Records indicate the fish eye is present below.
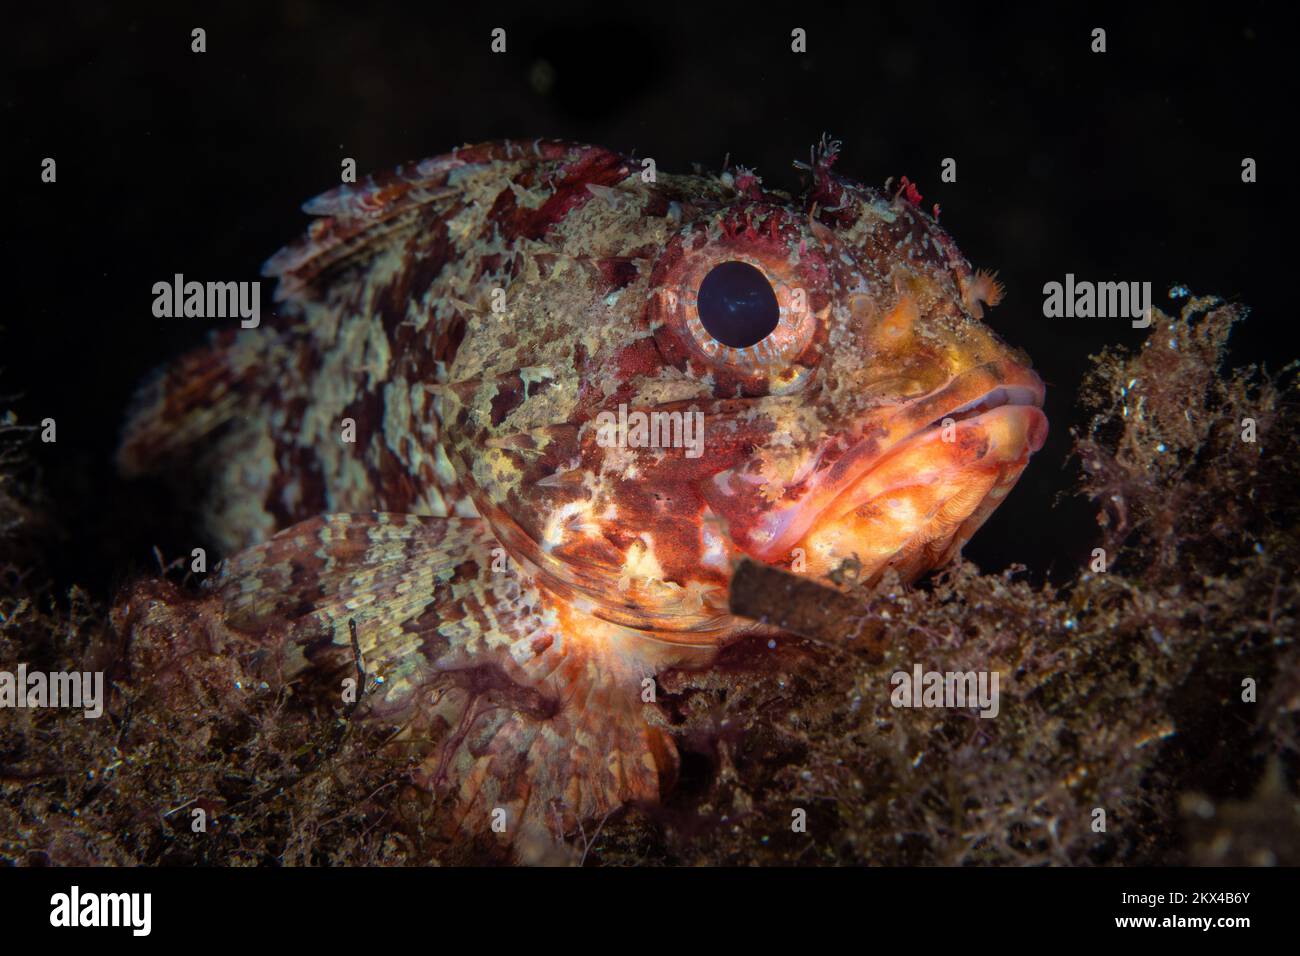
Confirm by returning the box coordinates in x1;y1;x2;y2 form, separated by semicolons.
697;261;780;348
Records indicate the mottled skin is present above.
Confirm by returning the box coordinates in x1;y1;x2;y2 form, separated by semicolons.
116;138;1046;849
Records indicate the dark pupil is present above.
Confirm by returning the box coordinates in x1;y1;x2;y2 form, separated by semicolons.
697;261;780;348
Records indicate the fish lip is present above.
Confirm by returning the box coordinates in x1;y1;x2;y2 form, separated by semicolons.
752;360;1046;559
923;381;1045;430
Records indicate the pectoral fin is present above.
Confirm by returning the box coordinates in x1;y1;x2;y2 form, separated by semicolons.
196;511;675;853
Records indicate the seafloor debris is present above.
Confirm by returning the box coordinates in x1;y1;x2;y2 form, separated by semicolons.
1;296;1296;865
1181;759;1300;866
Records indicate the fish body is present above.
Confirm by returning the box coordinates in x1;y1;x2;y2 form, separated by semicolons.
117;139;1046;848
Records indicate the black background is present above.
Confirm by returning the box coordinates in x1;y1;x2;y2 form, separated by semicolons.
5;2;1288;596
0;864;1288;939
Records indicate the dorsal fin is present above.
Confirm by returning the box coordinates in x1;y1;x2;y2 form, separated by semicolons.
262;139;629;305
117;140;631;549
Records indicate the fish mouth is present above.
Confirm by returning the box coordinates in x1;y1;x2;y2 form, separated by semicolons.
751;360;1047;577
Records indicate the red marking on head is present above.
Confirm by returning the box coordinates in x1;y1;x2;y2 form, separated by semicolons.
608;338;666;391
897;176;923;206
488;146;629;242
733;167;766;201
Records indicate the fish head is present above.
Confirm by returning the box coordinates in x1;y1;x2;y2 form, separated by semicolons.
440;143;1046;644
679;171;1049;589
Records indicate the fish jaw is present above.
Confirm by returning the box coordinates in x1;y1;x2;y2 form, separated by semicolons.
792;401;1046;582
705;360;1047;584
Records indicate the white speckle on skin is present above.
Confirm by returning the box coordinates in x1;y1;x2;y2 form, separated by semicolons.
433;443;457;486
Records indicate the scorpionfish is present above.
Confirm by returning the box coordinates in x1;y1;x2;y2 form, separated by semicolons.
116;138;1047;850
